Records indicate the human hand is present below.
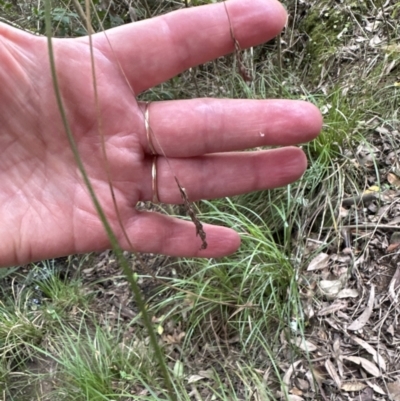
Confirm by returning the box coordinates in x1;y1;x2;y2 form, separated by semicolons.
0;0;322;267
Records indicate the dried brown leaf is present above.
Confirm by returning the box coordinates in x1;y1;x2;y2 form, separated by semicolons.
341;382;367;392
389;266;400;302
319;279;344;299
292;337;317;352
290;387;303;396
350;335;386;371
325;317;341;331
162;331;185;345
337;288;359;298
388;173;400;188
366;381;386;395
325;359;341;388
348;285;375;331
295;378;309;392
333;338;344;378
283;360;302;387
318;301;348;316
307;253;330;271
187;374;207;384
386;242;400;253
343;356;381;377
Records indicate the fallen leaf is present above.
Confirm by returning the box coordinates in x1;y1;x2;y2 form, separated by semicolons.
187;374;207;384
350;335;386;371
343;356;381;377
388;173;400;188
389;266;400;302
307;253;330;271
290;387;303;396
318;301;348;316
295;378;309;391
319;279;344;299
325;359;341;388
306;367;325;392
337;288;359;298
325;317;341;331
341;382;367;392
348;285;375;331
283;360;302;387
386;242;400;253
292;338;317;352
366;381;386;395
162;331;186;345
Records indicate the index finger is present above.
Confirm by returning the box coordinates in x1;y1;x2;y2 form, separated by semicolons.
91;0;287;93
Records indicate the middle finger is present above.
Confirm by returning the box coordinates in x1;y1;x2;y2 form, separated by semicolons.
140;99;322;157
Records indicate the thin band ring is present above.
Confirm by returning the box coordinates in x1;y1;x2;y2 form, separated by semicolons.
152;156;160;204
145;102;157;155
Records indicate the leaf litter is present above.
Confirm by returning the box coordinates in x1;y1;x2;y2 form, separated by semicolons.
276;1;400;399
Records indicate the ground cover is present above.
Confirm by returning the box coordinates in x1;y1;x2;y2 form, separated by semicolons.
0;0;399;400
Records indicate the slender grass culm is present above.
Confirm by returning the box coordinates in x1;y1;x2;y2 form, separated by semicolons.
43;1;176;400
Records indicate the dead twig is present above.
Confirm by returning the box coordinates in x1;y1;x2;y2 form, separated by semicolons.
175;177;207;250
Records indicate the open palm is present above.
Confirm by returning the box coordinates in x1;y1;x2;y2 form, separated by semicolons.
0;0;322;267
